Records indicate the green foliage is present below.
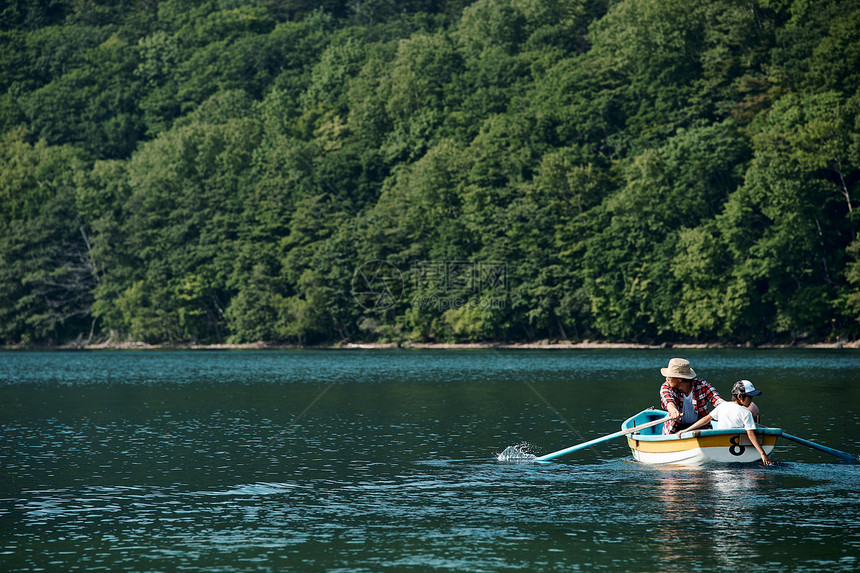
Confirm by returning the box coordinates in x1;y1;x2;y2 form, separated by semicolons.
709;90;857;340
1;0;858;345
843;240;860;326
0;130;94;343
103;93;263;342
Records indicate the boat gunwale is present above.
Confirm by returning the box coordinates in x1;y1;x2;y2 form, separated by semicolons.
633;427;783;442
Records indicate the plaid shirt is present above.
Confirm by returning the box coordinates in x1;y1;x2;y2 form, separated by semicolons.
660;378;725;434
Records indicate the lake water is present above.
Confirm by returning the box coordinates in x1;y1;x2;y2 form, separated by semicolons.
1;349;858;571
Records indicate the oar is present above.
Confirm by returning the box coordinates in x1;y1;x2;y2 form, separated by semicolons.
781;432;858;462
536;416;671;461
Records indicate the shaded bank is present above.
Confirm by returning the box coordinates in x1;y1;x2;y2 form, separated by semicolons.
13;338;857;351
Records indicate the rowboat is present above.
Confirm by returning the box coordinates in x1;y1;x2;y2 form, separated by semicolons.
499;409;855;465
622;409;781;466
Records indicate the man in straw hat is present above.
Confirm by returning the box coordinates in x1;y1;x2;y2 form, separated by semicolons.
659;358;725;434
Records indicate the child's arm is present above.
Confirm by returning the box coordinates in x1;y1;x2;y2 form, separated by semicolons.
746;428;773;465
675;413;713;434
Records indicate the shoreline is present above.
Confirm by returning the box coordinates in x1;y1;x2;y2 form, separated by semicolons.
12;338;857;351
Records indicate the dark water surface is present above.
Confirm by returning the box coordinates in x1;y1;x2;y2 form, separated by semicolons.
1;349;858;571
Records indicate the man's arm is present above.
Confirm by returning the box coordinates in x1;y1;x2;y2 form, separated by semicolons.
702;380;725;406
660;385;681;419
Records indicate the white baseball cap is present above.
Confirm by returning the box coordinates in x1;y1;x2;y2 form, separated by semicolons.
732;379;761;396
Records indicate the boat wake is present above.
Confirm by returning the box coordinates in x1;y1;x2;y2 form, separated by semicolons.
497;442;538;462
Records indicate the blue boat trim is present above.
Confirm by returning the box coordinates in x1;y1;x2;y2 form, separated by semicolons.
621;408;783;439
628;428;784;441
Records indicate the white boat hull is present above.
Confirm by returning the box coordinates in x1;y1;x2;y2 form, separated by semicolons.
623;409;781;467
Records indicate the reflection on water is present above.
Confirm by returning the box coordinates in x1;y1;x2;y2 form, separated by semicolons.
648;462;860;572
1;350;858;571
654;467;769;570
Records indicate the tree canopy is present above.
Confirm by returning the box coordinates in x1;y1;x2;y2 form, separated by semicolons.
1;0;858;346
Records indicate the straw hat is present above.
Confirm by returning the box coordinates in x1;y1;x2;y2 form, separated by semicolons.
661;358;696;379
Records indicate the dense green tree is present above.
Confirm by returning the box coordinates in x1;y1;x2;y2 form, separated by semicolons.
1;0;858;346
713;91;857;341
583;121;750;340
21;30;144;158
0;130;94;344
0;0;69;30
103;92;262;342
844;239;860;329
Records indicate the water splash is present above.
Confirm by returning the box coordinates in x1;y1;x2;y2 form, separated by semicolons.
497;443;538;462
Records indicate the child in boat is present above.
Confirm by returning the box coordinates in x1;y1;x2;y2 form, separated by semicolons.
675;380;773;466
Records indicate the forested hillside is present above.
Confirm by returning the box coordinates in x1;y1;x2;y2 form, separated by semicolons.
1;0;859;346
